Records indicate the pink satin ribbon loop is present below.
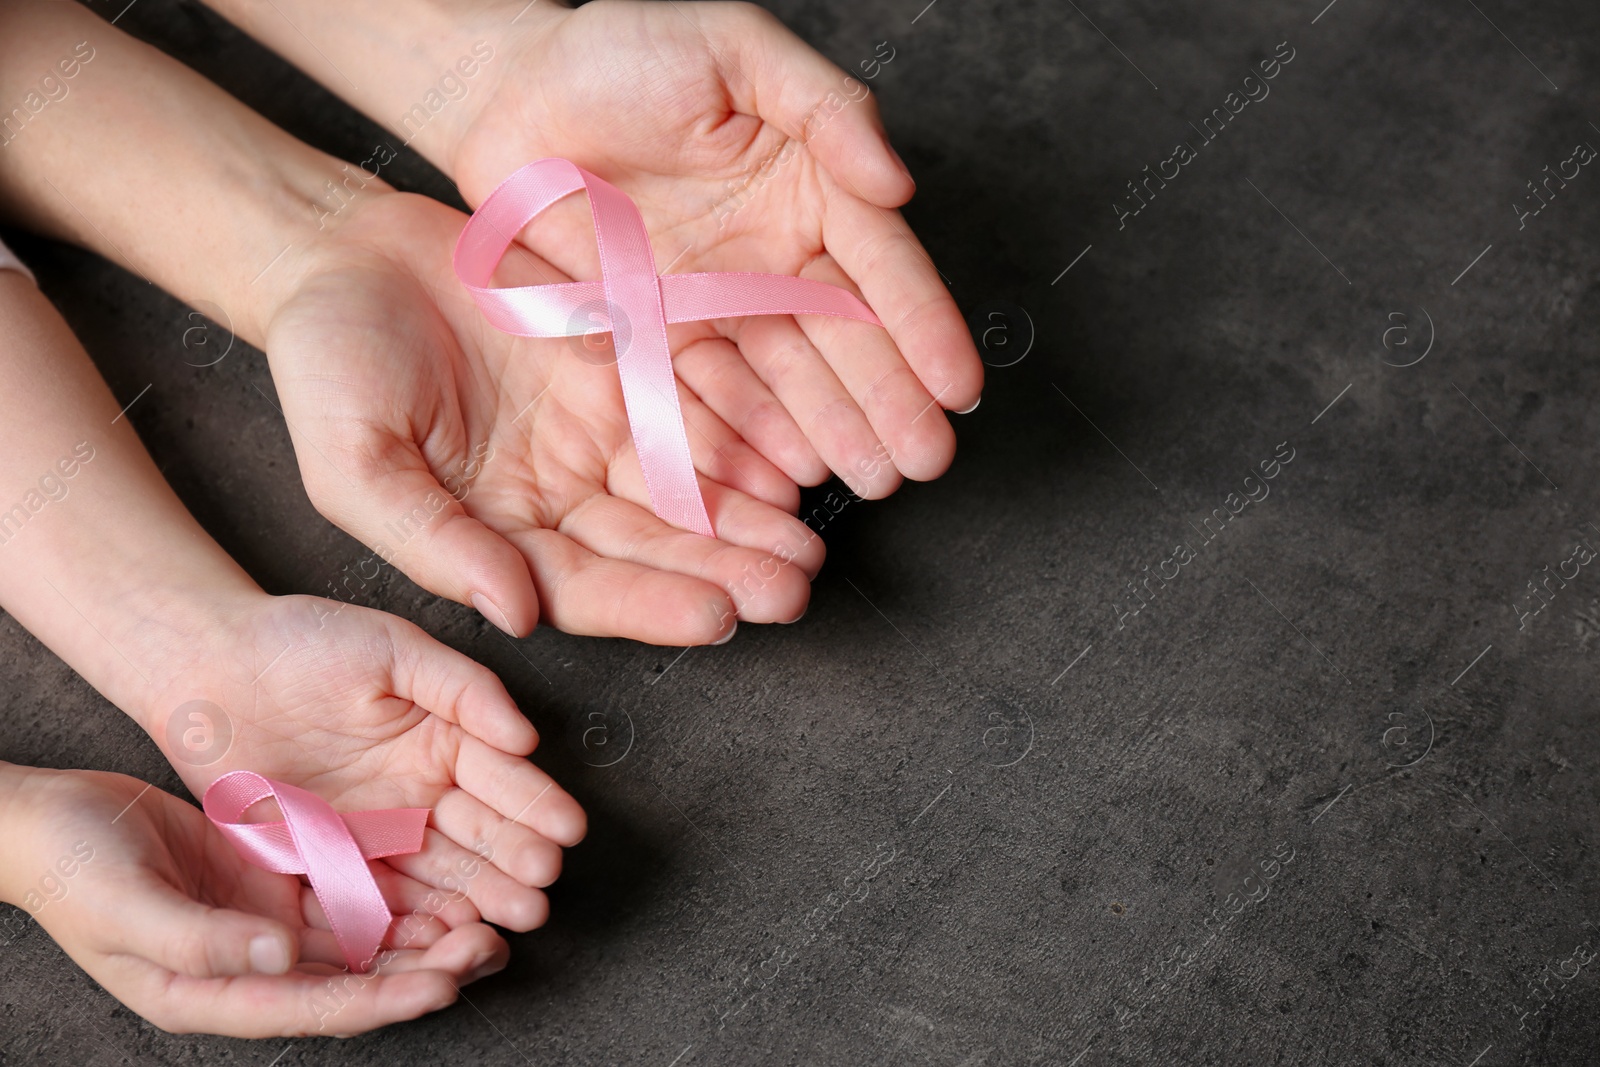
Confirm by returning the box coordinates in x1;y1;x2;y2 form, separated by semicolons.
203;770;428;973
454;158;882;536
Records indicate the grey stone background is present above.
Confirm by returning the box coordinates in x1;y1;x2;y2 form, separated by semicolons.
4;0;1600;1062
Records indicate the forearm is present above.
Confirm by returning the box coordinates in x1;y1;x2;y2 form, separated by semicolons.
0;0;384;345
0;272;260;734
195;0;566;175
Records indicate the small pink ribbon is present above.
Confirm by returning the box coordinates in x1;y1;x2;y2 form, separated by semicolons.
454;158;882;536
203;771;428;973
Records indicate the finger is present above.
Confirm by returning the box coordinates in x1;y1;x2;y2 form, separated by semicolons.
561;494;816;625
371;923;509;986
297;865;481;948
296;926;363;969
456;735;587;847
822;191;983;416
673;379;801;513
508;526;738;645
120;964;460;1037
98;876;298;979
680;389;802;515
591;397;827;582
384;616;539;755
381;827;549;932
697;478;826;582
670;332;828;488
300;917;506;985
433;788;564;888
266;262;543;637
300;428;541;639
715;3;914;207
374;862;482;932
725;312;901;498
795;254;958;482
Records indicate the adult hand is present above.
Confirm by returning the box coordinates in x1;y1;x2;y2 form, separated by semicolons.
270;189;824;643
449;0;982;500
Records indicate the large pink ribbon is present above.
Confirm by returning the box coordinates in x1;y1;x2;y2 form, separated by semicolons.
454;158;882;536
203;771;428;973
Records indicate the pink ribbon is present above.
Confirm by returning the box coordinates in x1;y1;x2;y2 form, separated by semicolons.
203;771;428;973
454;158;882;536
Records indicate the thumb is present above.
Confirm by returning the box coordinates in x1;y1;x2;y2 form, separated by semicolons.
262;273;542;638
714;3;914;208
106;880;300;979
300;438;540;639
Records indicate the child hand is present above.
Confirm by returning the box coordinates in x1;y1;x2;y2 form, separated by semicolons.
143;591;586;934
0;763;509;1037
268;190;824;644
449;1;984;495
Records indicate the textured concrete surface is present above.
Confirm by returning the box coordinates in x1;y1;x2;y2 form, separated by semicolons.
5;0;1600;1063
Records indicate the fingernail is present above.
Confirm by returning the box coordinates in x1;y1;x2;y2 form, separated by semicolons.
466;948;506;984
711;621;738;646
886;142;912;180
471;592;518;637
955;396;981;415
782;605;808;624
249;934;291;975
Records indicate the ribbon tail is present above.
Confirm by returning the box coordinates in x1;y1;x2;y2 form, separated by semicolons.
586;172;714;537
271;779;392;972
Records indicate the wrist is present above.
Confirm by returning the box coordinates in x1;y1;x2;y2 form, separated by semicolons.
0;425;271;757
0;424;270;740
0;0;397;350
0;760;36;821
426;0;571;179
244;150;400;342
117;584;270;745
0;762;45;905
198;0;570;181
167;146;397;348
